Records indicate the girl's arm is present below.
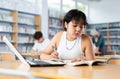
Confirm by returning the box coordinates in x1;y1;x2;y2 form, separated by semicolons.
40;31;63;60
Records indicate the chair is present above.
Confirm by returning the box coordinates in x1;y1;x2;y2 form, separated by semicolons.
107;56;120;64
0;53;15;61
106;51;114;55
106;51;120;55
0;68;35;79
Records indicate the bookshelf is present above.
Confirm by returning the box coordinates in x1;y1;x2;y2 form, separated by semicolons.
48;7;64;39
48;16;63;39
87;22;120;53
0;7;41;53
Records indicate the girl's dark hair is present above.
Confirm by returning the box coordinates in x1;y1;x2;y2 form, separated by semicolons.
63;9;88;31
33;31;43;40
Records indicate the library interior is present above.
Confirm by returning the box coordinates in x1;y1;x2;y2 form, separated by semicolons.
0;0;120;79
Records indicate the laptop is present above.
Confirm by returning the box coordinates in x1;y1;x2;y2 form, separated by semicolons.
3;36;65;67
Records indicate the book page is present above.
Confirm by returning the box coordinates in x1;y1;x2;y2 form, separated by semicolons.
45;59;107;66
66;60;89;66
66;59;107;66
87;59;107;66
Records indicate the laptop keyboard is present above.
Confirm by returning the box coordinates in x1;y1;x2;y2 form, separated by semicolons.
27;59;50;65
32;60;50;65
26;59;65;67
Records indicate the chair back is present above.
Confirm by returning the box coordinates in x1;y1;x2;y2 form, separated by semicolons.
0;53;15;61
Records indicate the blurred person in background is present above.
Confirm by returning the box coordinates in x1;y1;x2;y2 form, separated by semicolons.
31;31;50;58
90;28;105;56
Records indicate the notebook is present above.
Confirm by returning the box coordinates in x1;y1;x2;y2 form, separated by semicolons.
3;36;65;67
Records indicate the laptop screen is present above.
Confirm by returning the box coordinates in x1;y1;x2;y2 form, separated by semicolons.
3;36;30;66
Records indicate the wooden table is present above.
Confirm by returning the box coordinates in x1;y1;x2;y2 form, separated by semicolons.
21;53;33;57
0;60;120;79
21;53;111;59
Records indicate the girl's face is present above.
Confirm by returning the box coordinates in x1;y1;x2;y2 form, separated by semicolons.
65;19;84;40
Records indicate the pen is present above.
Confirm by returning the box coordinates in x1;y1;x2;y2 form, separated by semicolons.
51;45;59;59
52;45;57;52
51;45;63;61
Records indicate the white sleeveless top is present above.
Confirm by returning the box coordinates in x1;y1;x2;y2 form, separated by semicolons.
57;32;83;60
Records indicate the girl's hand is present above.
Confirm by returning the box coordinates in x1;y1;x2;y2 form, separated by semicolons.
71;54;87;62
50;51;59;59
94;47;102;54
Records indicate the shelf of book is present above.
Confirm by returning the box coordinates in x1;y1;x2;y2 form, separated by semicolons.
0;7;41;53
48;16;63;39
87;22;120;52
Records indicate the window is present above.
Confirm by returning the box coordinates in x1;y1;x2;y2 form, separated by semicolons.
48;0;61;17
62;0;76;14
25;0;35;3
77;2;88;16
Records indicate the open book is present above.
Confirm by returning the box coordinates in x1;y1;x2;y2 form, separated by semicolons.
66;59;107;66
49;59;107;66
42;55;120;66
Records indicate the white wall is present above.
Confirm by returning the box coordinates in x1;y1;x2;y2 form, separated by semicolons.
79;0;120;24
36;0;49;39
41;0;49;39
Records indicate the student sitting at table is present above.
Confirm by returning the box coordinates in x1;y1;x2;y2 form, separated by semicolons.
40;9;95;61
31;31;50;58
